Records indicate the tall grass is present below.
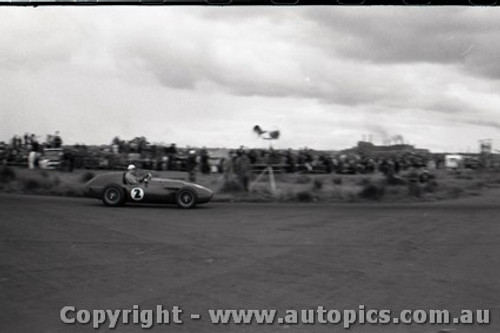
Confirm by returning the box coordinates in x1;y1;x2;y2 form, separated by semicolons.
0;167;495;202
0;166;16;183
358;180;386;201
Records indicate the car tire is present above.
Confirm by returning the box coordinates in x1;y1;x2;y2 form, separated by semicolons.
102;186;125;207
175;188;197;209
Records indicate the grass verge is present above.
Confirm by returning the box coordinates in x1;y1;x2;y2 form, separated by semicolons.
1;166;499;203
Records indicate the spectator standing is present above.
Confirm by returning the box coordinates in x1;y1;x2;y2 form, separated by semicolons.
63;148;75;172
11;135;19;151
200;147;211;175
235;150;251;192
407;166;421;197
23;133;29;147
166;143;177;170
29;137;40;169
53;131;63;148
222;154;233;183
186;149;197;182
46;134;53;148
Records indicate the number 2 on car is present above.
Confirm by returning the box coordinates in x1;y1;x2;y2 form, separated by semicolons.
130;188;144;201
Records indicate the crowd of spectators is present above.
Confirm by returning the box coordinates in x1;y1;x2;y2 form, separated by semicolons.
0;134;456;180
222;147;436;175
1;132;65;169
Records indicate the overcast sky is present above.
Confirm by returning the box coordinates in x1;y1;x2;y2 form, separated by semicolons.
1;7;500;152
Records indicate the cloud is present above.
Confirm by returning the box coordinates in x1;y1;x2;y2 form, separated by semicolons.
100;7;500;116
2;7;500;152
462;119;500;130
300;7;500;81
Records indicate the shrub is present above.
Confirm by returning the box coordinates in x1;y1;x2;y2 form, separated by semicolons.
386;186;405;197
407;183;421;197
346;192;358;202
312;178;324;191
386;175;407;186
0;166;16;183
219;179;243;193
79;171;96;183
357;178;371;186
471;181;484;190
455;173;473;180
423;180;438;193
22;178;42;191
359;181;385;200
332;177;342;185
447;186;464;198
38;170;50;178
53;176;61;187
296;191;314;202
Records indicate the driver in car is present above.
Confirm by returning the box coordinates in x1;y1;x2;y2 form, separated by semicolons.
125;164;150;185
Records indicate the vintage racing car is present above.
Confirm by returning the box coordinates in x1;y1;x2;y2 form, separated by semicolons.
84;171;214;208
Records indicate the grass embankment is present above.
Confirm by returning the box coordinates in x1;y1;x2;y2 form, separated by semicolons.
1;166;500;203
0;167;94;197
218;169;500;203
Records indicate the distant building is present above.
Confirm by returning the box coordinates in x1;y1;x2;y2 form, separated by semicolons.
342;141;430;157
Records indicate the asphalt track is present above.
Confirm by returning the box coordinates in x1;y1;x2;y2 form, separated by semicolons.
1;193;499;333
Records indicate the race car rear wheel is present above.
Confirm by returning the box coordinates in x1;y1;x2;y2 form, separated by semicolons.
102;186;125;207
175;188;197;209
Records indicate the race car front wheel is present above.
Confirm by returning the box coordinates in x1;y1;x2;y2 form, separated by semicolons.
102;186;125;207
176;188;197;209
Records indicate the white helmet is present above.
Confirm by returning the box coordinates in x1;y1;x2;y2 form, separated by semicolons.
127;164;136;170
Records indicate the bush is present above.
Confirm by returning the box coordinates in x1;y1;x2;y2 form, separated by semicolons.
79;171;96;183
53;176;61;187
296;191;314;202
386;175;406;186
447;186;464;199
38;170;50;178
22;178;42;191
332;177;342;185
0;166;16;183
357;178;372;186
386;186;405;197
312;178;324;191
455;173;473;180
423;180;438;193
359;181;385;200
471;181;484;190
219;179;243;193
407;183;421;197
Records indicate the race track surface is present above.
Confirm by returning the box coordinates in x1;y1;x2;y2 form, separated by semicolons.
1;193;499;332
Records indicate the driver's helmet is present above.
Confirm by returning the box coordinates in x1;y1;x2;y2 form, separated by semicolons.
127;164;136;170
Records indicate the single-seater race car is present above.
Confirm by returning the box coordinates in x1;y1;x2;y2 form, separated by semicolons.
84;169;214;208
